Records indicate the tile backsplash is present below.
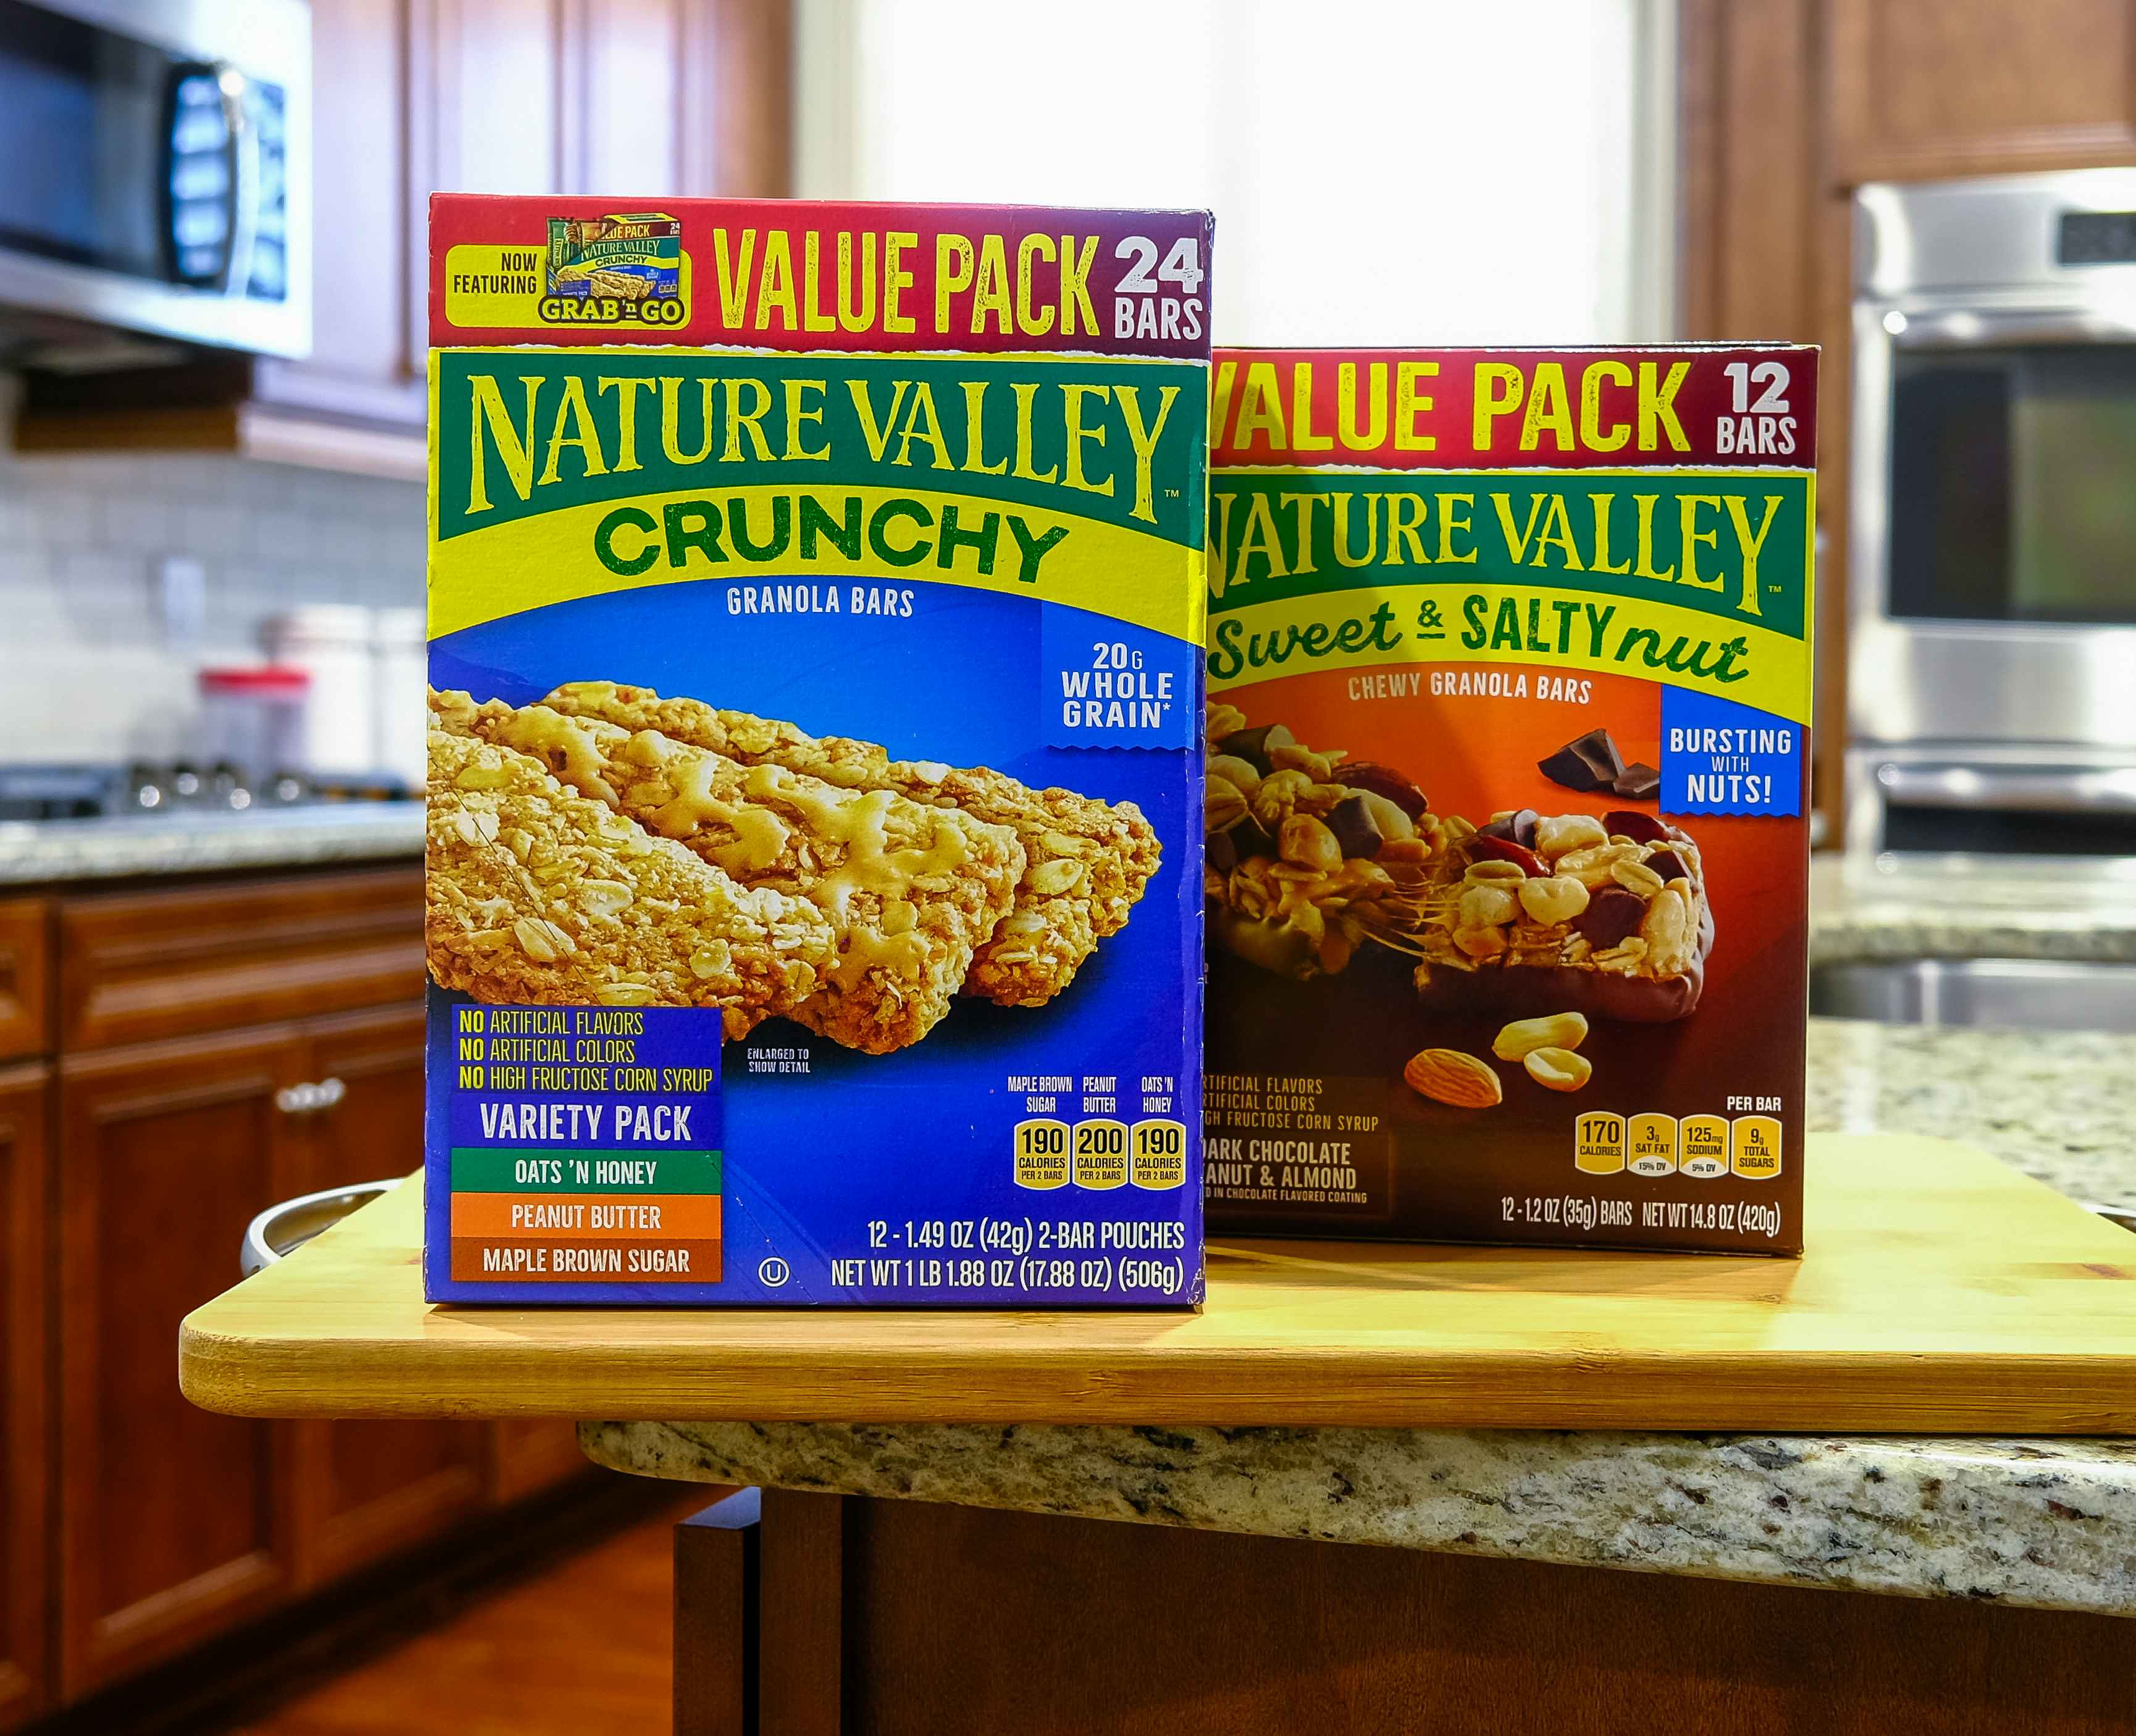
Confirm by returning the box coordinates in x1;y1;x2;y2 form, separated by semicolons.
0;396;424;763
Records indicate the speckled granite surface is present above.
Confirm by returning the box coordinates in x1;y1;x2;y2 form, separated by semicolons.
0;804;421;884
1807;1019;2136;1207
584;1014;2136;1616
1811;853;2136;966
581;1421;2136;1616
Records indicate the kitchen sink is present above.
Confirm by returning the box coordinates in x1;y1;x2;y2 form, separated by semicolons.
1809;958;2136;1032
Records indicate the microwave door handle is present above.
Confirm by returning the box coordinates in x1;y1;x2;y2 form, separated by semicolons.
217;65;258;298
1875;761;2136;812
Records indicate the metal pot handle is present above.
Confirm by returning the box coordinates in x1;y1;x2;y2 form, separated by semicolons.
241;1179;401;1278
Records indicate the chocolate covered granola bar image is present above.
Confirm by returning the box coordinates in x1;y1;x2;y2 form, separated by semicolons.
540;681;1163;1008
432;693;1027;1054
424;728;834;1037
1203;707;1713;1022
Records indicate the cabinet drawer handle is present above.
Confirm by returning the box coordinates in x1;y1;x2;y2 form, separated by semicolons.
275;1077;347;1116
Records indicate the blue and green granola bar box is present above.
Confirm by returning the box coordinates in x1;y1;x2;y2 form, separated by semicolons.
422;196;1210;1304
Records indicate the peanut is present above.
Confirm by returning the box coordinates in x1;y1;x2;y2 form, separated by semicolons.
1517;874;1590;925
1206;753;1262;796
1493;1012;1589;1061
1204;777;1249;830
1535;813;1607;858
1610;858;1666;897
1279;813;1343;874
1403;1047;1503;1108
1523;1046;1593;1091
1458;883;1519;929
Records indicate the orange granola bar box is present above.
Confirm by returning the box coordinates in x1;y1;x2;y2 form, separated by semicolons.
1203;348;1814;1254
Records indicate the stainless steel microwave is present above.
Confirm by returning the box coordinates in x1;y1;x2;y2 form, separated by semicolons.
0;0;309;358
1848;171;2136;861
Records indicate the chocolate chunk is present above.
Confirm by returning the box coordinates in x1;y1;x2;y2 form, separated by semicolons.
1339;761;1429;819
1478;807;1539;848
1214;724;1294;777
1468;835;1544;877
1323;795;1386;860
1228;817;1279;863
1574;885;1645;949
1538;728;1625;793
1644;849;1687;883
1603;808;1670;844
1206;828;1239;875
1613;762;1660;801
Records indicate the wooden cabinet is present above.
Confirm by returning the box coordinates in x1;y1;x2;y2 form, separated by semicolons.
1827;0;2136;183
56;1029;305;1697
253;0;426;431
0;1067;49;1733
57;868;424;1054
0;903;49;1066
288;1006;485;1591
38;864;604;1698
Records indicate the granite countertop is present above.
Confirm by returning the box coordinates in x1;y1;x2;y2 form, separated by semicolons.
1811;851;2136;966
586;1005;2136;1619
0;803;423;885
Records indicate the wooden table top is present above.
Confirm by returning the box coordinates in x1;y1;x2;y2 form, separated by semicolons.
181;1133;2136;1435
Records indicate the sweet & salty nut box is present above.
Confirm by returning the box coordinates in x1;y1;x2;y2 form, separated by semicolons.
422;196;1212;1303
1202;346;1815;1254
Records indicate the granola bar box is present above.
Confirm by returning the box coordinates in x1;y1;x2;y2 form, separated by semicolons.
1203;347;1815;1254
422;196;1212;1303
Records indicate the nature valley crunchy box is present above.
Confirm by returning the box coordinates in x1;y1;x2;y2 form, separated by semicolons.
423;196;1212;1303
1204;347;1814;1254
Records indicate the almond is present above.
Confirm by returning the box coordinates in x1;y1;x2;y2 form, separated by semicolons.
1402;1047;1503;1109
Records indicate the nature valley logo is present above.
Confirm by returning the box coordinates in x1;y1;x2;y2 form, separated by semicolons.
1205;470;1814;721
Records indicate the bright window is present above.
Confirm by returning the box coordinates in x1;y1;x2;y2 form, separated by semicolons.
798;0;1676;344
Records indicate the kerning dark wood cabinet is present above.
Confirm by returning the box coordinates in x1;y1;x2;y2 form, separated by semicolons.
15;863;592;1708
288;1004;487;1592
0;1065;49;1734
56;1027;305;1696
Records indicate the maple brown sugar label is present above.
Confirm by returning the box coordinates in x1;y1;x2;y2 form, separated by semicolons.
1202;347;1813;1256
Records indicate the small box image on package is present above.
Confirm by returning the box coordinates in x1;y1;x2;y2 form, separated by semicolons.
1203;348;1815;1255
424;197;1212;1304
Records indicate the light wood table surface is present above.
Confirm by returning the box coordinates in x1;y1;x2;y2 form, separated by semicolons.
182;1132;2136;1436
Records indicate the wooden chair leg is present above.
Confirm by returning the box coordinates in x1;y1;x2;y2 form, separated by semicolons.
674;1487;847;1736
674;1488;760;1736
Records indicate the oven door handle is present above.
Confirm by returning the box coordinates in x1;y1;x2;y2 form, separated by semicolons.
1875;761;2136;812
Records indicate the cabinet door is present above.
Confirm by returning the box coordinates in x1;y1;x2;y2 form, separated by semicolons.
290;1005;485;1590
1827;0;2136;181
0;1067;49;1732
254;0;425;428
56;1030;304;1696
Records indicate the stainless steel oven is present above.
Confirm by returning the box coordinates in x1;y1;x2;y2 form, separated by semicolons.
0;0;309;358
1849;170;2136;866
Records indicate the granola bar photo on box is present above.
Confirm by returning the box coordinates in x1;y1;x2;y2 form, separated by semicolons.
424;196;1212;1304
1203;347;1815;1256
